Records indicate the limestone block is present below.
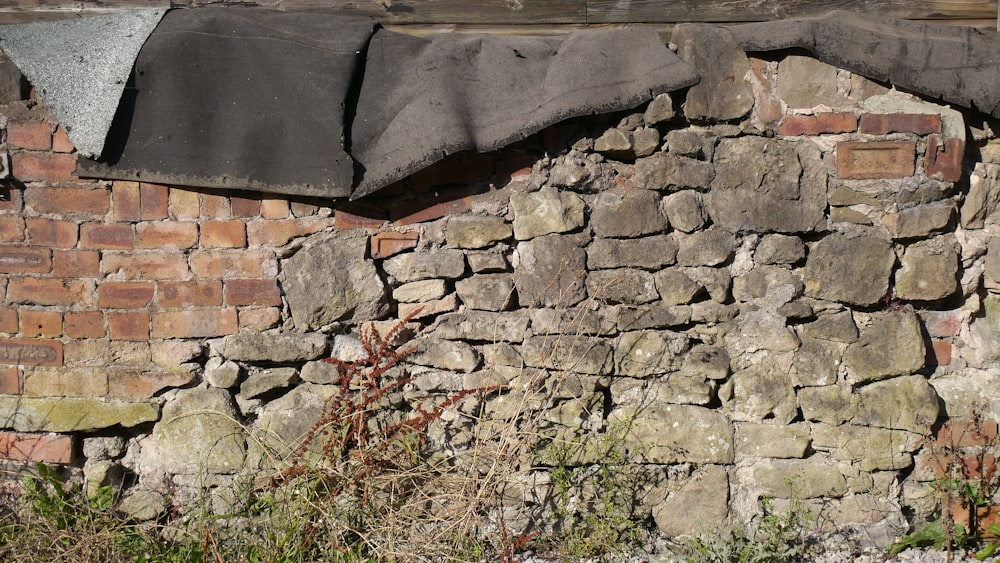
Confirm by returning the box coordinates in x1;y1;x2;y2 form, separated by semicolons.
791;336;842;387
239;367;298;400
737;456;848;499
221;329;327;363
456;274;516;311
732;266;804;302
812;423;922;471
522;335;613;376
590;189;668;237
882;201;955;239
382;249;467;283
843;310;925;384
614;330;690;378
510;186;585;240
633;153;714;192
587;235;678;270
408;339;481;373
653;268;704;306
804;234;894;307
672;24;753;120
632;127;661;157
0;396;159;432
735;422;810;459
799;310;859;343
587;268;659;305
611;404;734;464
204;357;240;389
653;465;729;536
776;55;840;108
445;215;512;249
731;363;797;424
643;92;675;125
513;234;587;307
853;375;940;434
393;279;448;303
676;229;735;267
661;190;707;233
798;385;858;425
282;232;388;329
895;238;960;301
142;388;245;475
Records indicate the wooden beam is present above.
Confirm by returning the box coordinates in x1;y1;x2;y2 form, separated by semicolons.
587;0;998;23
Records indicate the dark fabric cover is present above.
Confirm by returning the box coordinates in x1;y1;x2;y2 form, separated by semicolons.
732;11;1000;118
77;7;696;200
350;27;699;198
78;9;375;198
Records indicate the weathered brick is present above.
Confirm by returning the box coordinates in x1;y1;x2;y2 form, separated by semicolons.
929;340;952;367
225;279;281;306
25;186;108;217
238;307;280;330
51;126;74;153
925;135;964;182
0;338;62;367
246;217;333;247
0;307;18;333
0;431;72;464
11;152;76;182
371;231;419;259
189;249;276;278
151;309;238;338
20;310;61;338
290;201;320;217
25;217;76;247
936;420;998;448
80;223;134;250
108;370;195;399
23;368;106;397
859;113;942;135
52;250;99;277
837;141;915;179
260;197;289;219
108;312;149;341
200;192;230;218
64;311;104;339
0;368;22;394
0;215;24;243
0;246;50;273
98;281;154;309
101;251;189;280
334;205;386;230
778;113;857;136
157;280;222;308
231;194;261;217
136;221;198;249
112;181;141;222
168;187;200;220
7;121;51;151
139;183;169;220
8;277;91;306
0;185;23;213
62;339;150;369
201;220;246;248
391;186;477;225
0;246;49;274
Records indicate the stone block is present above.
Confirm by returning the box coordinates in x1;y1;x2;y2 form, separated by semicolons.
509;186;584;240
445;215;511;249
586;269;659;305
843;310;926;384
455;274;516;311
587;235;677;270
142;388;244;475
612;404;734;464
804;234;894;307
882;200;954;239
735;423;810;459
614;330;689;378
513;235;587;307
222;330;327;363
854;375;940;433
895;239;960;301
672;24;753;120
776;55;840;109
522;335;612;375
393;279;448;303
653;465;729;536
0;396;158;432
737;456;848;499
661;190;707;233
633;153;714;192
430;311;530;343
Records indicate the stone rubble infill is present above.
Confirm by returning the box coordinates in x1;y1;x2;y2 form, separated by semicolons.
547;547;1000;562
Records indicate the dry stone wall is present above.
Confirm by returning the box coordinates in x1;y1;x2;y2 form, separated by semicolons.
0;37;998;548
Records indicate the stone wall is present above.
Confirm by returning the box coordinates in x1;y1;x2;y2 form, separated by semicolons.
0;37;999;547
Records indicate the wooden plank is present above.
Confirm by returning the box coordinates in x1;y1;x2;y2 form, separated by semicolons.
170;0;588;24
587;0;998;23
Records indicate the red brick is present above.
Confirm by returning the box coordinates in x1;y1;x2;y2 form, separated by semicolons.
391;186;477;225
260;197;289;219
0;338;62;367
230;194;261;217
778;113;857;136
98;281;154;309
836;141;915;179
246;217;333;247
859;113;942;135
169;187;200;220
101;251;189;280
200;192;231;218
189;249;276;278
108;312;149;341
0;431;72;464
0;185;23;213
11;152;77;182
25;186;109;217
201;220;247;248
238;307;280;330
23;368;105;397
52;250;99;278
108;370;195;399
8;277;90;306
136;221;198;249
80;223;134;250
25;217;76;248
64;311;104;339
151;309;238;338
0;307;17;333
0;216;24;243
371;231;419;259
930;341;952;367
496;153;540;184
334;205;386;230
0;368;22;394
410;154;494;191
20;310;61;338
139;183;169;220
157;280;223;308
6;121;51;151
225;279;281;306
0;246;50;273
925;135;964;182
51;126;74;153
936;420;998;448
112;181;141;222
